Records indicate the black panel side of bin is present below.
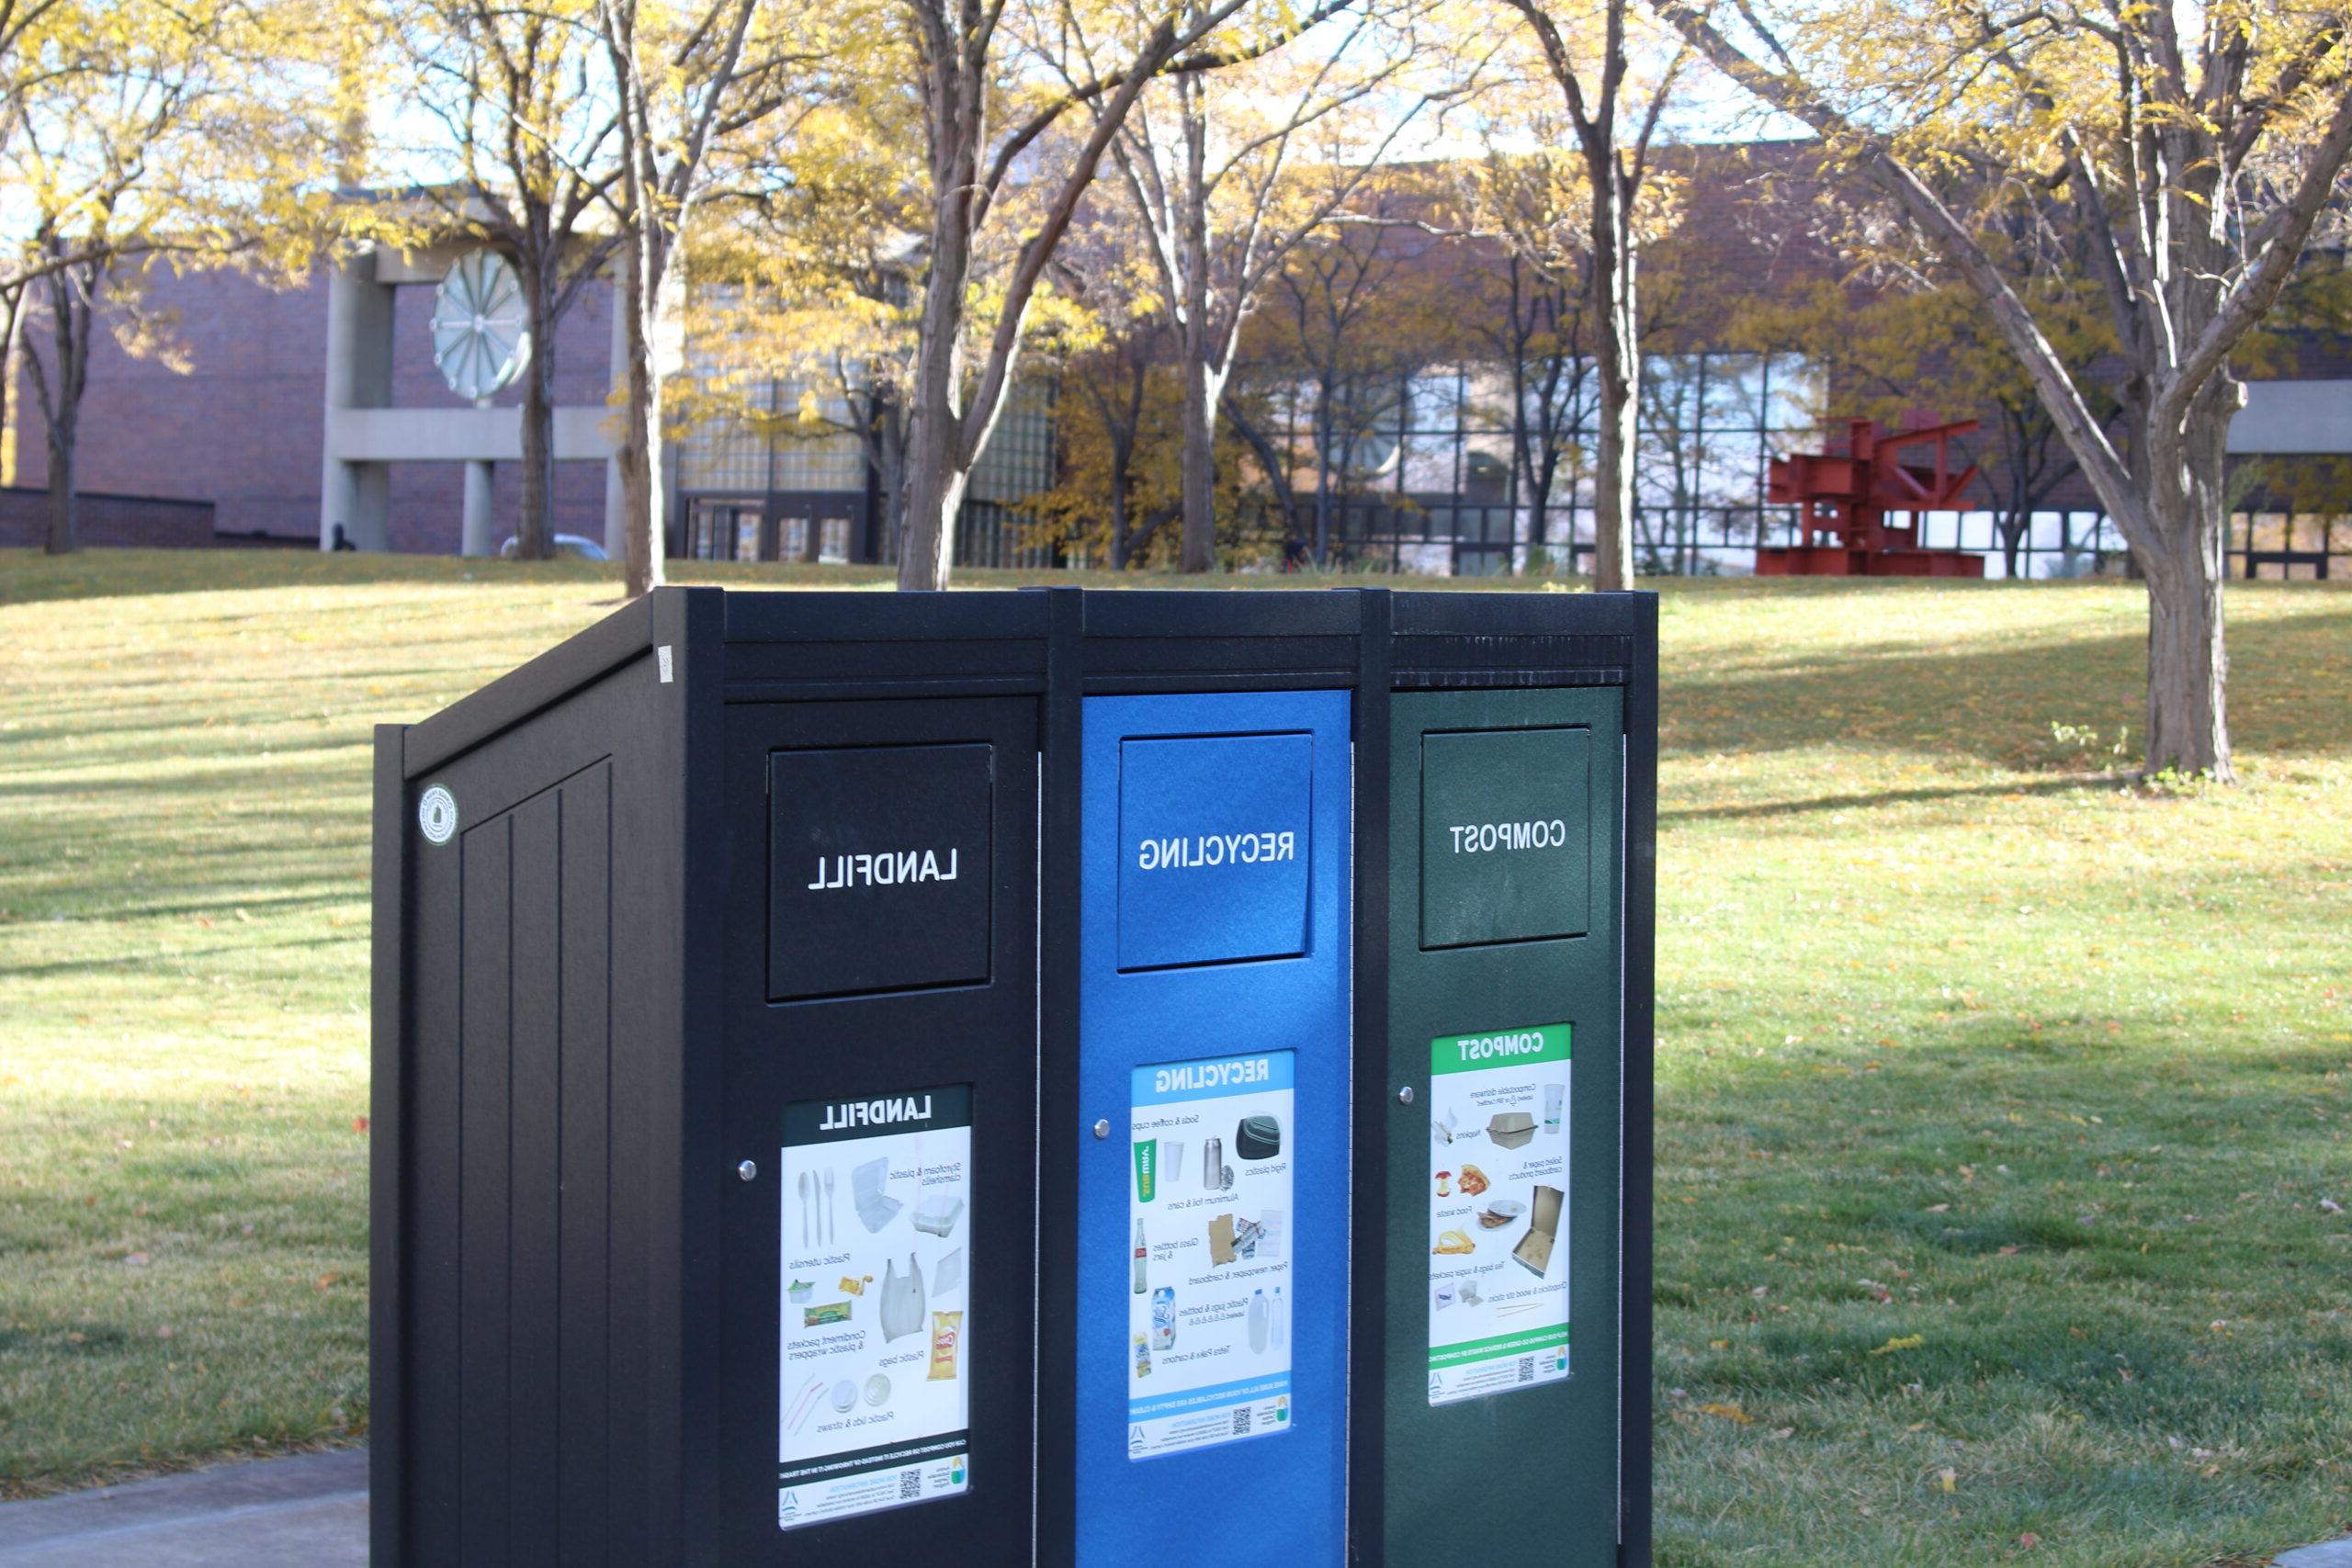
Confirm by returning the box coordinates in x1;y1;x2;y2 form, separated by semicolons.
671;587;730;1561
1621;597;1659;1567
1071;586;1363;694
374;586;712;1567
378;586;1055;1568
1346;589;1393;1562
1035;587;1085;1568
369;725;407;1568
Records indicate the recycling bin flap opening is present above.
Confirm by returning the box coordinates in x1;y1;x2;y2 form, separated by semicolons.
1116;731;1312;970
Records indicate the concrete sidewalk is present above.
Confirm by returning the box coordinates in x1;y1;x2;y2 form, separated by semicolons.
0;1449;366;1567
3;1448;2346;1565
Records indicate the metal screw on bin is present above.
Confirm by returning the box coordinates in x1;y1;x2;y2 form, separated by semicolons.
1092;1119;1110;1140
1397;1086;1415;1106
737;1160;757;1182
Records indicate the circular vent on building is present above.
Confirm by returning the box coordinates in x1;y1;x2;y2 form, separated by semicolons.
428;249;532;400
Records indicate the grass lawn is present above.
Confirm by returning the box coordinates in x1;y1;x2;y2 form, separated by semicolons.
2;548;2347;1564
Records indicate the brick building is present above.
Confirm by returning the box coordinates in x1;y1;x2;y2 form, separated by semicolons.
6;141;2347;575
5;259;618;553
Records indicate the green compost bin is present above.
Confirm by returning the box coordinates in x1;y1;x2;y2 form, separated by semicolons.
1374;682;1634;1564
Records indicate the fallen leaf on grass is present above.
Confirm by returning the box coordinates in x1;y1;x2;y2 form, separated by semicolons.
2016;1531;2040;1549
1868;1334;1924;1357
1699;1401;1754;1425
123;1252;151;1268
1937;1467;1957;1494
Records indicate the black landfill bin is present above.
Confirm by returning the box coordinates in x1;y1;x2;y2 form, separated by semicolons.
372;588;1046;1565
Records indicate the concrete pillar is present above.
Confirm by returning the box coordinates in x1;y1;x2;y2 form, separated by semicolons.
461;459;495;557
320;252;395;550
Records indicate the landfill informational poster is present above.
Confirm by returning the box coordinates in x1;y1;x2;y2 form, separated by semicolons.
1424;1024;1571;1406
1125;1051;1295;1460
776;1085;973;1530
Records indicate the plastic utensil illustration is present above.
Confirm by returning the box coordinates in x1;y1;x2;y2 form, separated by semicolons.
823;1168;836;1245
797;1170;810;1248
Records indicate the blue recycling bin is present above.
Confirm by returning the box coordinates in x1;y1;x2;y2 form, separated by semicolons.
1073;689;1352;1564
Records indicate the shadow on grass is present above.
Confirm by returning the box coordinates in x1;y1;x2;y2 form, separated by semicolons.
1666;605;2352;766
1661;773;2126;824
0;549;628;606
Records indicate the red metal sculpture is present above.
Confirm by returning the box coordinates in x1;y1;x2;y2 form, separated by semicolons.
1759;417;1986;577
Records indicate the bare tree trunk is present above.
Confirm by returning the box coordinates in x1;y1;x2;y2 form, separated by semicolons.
1107;441;1135;570
614;240;669;598
1175;91;1220;575
873;399;905;564
0;288;22;490
899;401;969;587
516;255;558;559
897;182;976;590
1222;393;1302;552
1589;171;1638;592
1178;355;1224;571
2136;389;2234;780
897;364;964;588
35;265;90;558
1311;389;1336;567
43;408;74;556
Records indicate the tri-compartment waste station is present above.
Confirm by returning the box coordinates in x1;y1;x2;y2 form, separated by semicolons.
372;585;1654;1567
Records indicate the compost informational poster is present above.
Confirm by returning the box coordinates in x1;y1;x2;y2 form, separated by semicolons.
776;1084;973;1529
1125;1050;1295;1460
1424;1024;1571;1406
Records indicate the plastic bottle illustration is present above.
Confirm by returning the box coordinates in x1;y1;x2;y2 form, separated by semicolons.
1271;1286;1285;1348
1248;1289;1269;1353
1132;1219;1148;1294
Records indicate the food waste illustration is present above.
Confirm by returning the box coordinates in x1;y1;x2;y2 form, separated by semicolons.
1126;1052;1295;1459
777;1086;972;1529
1425;1025;1572;1405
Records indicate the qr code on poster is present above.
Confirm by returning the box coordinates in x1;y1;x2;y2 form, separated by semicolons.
1232;1407;1253;1436
1517;1356;1534;1383
899;1470;922;1500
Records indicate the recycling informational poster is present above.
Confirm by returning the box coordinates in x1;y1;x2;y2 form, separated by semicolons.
1125;1051;1295;1460
776;1084;973;1529
1425;1024;1571;1406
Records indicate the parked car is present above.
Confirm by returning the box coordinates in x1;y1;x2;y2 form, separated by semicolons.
498;533;609;561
